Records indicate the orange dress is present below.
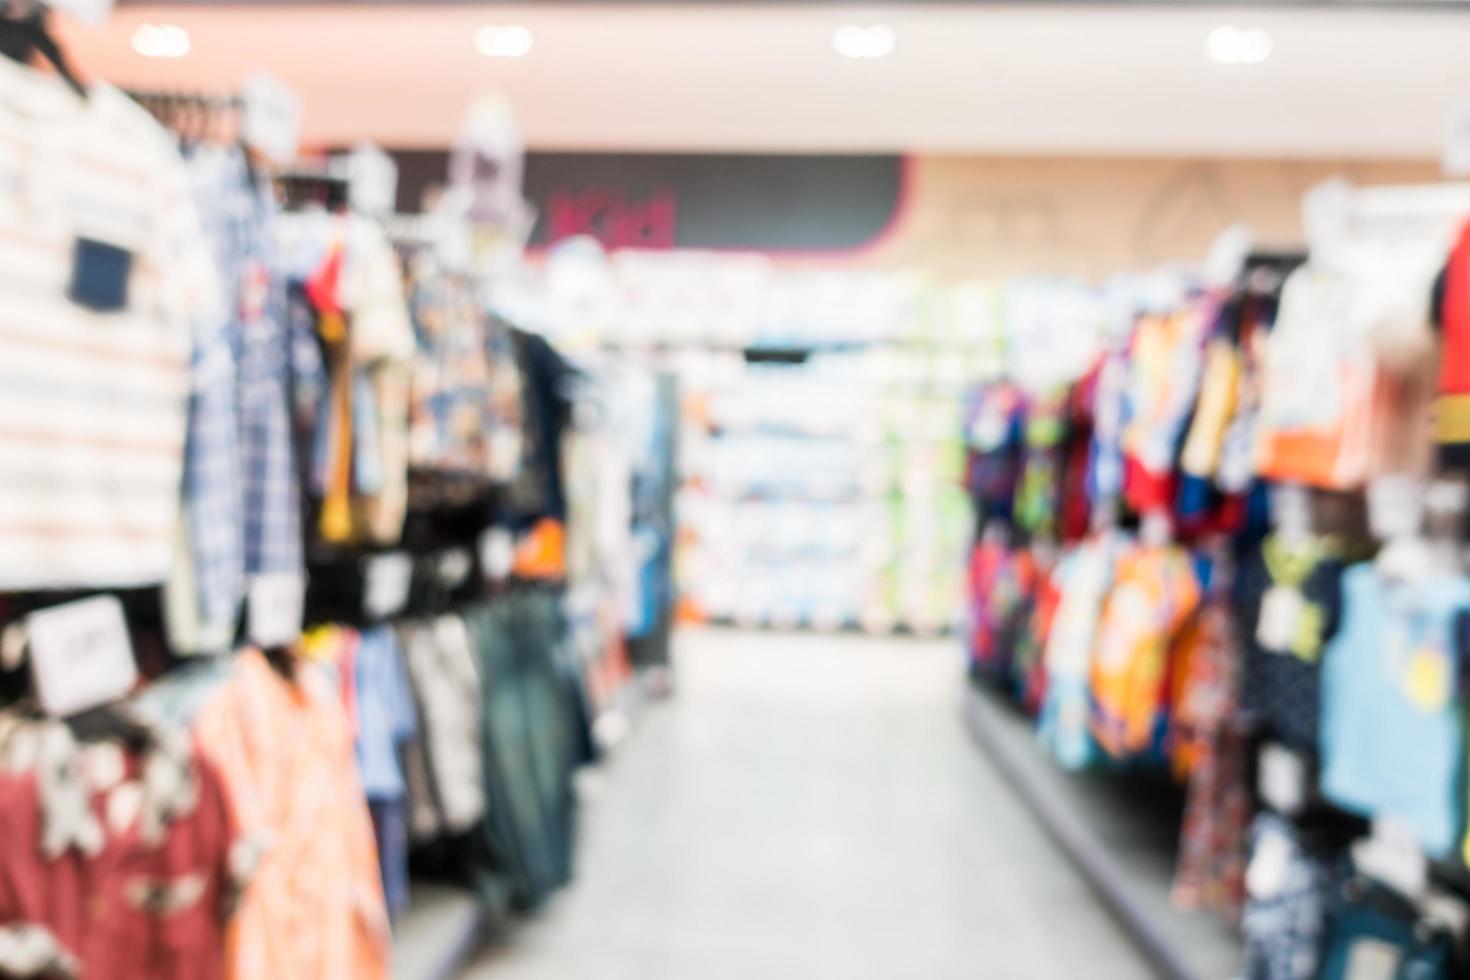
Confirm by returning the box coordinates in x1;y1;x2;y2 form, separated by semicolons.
194;649;390;980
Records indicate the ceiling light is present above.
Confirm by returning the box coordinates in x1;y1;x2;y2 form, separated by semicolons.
131;23;191;59
833;24;895;60
1205;25;1273;66
475;24;534;59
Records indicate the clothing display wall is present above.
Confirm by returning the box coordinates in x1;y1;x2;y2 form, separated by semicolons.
0;30;662;978
959;200;1470;979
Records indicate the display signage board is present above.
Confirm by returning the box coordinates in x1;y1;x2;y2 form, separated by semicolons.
388;150;904;254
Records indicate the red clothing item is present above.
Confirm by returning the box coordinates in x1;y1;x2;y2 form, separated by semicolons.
0;754;235;980
1437;220;1470;447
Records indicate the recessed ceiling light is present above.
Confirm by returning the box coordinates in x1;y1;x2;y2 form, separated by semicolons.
1205;25;1272;66
833;24;895;60
131;23;191;59
475;24;534;59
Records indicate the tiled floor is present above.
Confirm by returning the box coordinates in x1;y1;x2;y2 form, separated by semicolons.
463;628;1155;979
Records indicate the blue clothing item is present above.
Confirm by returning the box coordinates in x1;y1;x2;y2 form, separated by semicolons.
1243;814;1330;980
370;799;411;923
182;147;248;629
355;625;419;801
1319;565;1470;858
1318;889;1456;980
352;368;384;495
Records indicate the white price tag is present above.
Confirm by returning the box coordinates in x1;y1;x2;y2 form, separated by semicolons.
364;553;413;620
1446;102;1470;177
479;528;515;580
45;0;113;25
1368;475;1421;541
1258;742;1308;815
26;596;137;717
436;549;473;589
1343;939;1402;980
242;73;301;167
1257;586;1306;654
347;143;398;218
1353;816;1429;900
247;573;304;648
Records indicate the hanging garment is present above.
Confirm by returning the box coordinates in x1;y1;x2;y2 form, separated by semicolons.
396;617;485;837
352;626;418;921
1171;719;1250;927
1038;535;1119;770
1319;564;1470;859
1170;585;1250;926
1120;301;1212;513
1317;886;1459;980
1437;220;1470;465
1236;535;1345;754
1255;267;1380;490
0;59;219;590
1089;542;1202;758
0;713;238;980
467;591;580;911
967;537;1040;680
193;649;389;980
172;144;251;646
1241;814;1332;980
962;381;1028;524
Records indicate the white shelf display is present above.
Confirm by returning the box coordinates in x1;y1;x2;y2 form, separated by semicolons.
535;251;975;634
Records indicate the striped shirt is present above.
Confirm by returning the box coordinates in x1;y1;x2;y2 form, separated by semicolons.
0;59;219;589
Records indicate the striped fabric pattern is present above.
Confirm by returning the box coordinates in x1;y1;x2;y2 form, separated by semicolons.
0;61;217;589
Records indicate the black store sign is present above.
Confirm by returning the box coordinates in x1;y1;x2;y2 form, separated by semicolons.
389;150;904;253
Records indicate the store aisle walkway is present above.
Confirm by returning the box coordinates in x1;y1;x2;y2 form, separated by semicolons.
464;628;1152;979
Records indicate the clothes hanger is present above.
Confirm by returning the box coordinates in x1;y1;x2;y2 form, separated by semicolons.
0;3;86;99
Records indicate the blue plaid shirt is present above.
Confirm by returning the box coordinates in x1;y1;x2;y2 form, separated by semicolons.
190;147;323;600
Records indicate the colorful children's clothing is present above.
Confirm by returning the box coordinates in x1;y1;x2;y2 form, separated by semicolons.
1089;543;1202;758
1038;535;1117;770
1120;303;1211;513
967;536;1039;680
1318;564;1470;859
1236;536;1345;754
1241;814;1331;980
963;382;1028;523
1256;268;1380;490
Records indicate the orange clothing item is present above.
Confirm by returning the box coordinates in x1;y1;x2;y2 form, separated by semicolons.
512;518;567;580
1090;545;1202;758
194;649;389;980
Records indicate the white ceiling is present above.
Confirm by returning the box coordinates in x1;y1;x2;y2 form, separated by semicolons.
55;3;1470;157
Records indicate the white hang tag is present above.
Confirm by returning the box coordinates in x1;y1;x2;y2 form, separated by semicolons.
1246;830;1293;899
363;552;413;620
247;573;305;648
1353;816;1429;900
1258;742;1308;815
347;143;398;218
436;549;473;589
1343;939;1402;980
479;528;515;580
1257;586;1306;654
26;596;137;718
45;0;114;26
1270;484;1314;545
242;73;302;167
1368;475;1422;542
1445;102;1470;177
1203;223;1254;288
